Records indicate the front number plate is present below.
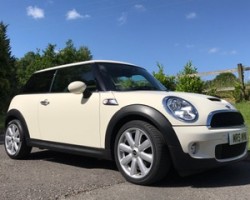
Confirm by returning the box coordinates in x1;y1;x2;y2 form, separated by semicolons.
229;132;248;145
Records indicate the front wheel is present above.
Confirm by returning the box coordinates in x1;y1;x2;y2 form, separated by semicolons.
114;120;171;185
4;119;32;159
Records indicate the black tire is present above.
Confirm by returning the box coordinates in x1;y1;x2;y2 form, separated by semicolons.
4;119;32;159
114;120;171;185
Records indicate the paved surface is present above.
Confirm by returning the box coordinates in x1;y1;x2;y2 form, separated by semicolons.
1;134;250;200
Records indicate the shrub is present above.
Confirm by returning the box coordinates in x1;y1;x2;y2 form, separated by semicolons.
176;61;204;93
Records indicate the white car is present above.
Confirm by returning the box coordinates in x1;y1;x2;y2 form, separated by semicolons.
4;60;248;185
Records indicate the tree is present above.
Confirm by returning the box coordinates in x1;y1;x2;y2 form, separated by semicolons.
16;39;93;88
204;72;243;100
0;22;16;113
213;72;237;88
57;39;92;65
16;51;42;87
42;44;58;67
153;63;176;91
176;61;204;93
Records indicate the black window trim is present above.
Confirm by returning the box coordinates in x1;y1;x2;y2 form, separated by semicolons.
48;70;58;93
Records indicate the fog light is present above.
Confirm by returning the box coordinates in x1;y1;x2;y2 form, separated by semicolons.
190;143;198;154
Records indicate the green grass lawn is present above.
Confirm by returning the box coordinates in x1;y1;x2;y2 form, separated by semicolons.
235;101;250;148
235;102;250;126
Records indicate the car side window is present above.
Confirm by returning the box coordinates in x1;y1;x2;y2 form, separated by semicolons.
21;70;56;94
51;64;97;93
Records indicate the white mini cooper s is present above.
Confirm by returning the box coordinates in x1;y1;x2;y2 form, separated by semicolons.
4;60;248;185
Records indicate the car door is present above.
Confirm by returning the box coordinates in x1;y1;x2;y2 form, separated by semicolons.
38;64;101;148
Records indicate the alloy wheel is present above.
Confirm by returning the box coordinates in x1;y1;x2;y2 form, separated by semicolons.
117;127;154;179
5;123;21;156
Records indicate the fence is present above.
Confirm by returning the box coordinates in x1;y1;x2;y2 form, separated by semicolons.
190;63;250;100
190;63;249;79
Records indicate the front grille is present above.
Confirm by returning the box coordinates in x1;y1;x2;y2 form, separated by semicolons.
208;111;244;128
215;142;247;159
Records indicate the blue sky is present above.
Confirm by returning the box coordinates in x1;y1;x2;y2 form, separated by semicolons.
1;0;250;80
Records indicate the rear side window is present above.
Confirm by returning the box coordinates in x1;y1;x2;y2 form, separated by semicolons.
51;64;97;93
21;70;56;94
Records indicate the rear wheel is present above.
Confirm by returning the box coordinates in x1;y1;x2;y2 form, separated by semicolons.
114;120;171;185
4;119;31;159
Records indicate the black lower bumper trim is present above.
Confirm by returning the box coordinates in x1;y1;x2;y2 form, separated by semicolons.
168;145;248;176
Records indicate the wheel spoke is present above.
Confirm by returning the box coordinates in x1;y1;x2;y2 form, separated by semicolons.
8;127;14;136
119;143;132;153
14;142;19;151
11;143;15;154
138;139;151;151
140;152;153;163
11;126;17;136
130;158;137;176
6;142;12;150
137;157;148;176
14;137;20;143
14;130;20;138
120;153;133;165
125;131;134;148
134;130;141;147
14;129;19;138
5;135;12;141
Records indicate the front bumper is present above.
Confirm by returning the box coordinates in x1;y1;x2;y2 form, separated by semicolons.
170;125;248;175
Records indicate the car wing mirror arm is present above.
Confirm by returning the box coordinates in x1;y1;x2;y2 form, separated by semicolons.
83;89;92;98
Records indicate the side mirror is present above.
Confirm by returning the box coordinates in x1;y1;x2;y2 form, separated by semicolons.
68;81;86;94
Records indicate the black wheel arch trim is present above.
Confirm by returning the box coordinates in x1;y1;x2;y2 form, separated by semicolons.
5;109;31;143
105;104;181;153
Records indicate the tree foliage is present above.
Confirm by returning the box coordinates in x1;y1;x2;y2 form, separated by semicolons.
205;72;237;90
57;40;92;65
176;61;204;93
152;63;176;91
213;72;237;87
16;39;93;88
0;22;16;113
204;72;248;102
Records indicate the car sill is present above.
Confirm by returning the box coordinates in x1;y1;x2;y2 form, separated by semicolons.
28;139;112;160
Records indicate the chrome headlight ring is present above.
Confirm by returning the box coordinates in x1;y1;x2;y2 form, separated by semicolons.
163;96;198;122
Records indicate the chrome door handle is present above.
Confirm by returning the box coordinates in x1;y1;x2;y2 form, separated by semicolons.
40;99;50;106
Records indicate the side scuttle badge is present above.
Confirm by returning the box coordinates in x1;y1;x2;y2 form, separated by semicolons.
103;98;118;106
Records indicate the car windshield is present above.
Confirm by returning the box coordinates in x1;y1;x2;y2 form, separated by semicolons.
97;63;167;91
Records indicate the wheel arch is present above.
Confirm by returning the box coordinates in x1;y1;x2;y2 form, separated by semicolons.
105;104;181;159
5;109;31;143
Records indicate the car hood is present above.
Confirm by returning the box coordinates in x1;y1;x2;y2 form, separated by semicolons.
112;90;237;126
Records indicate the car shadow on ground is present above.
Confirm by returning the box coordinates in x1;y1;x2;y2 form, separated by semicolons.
29;149;117;171
29;148;250;188
1;134;250;188
154;158;250;188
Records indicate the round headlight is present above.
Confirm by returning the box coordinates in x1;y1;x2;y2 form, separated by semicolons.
164;96;198;122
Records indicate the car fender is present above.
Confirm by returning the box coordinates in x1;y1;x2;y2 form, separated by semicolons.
105;104;181;153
